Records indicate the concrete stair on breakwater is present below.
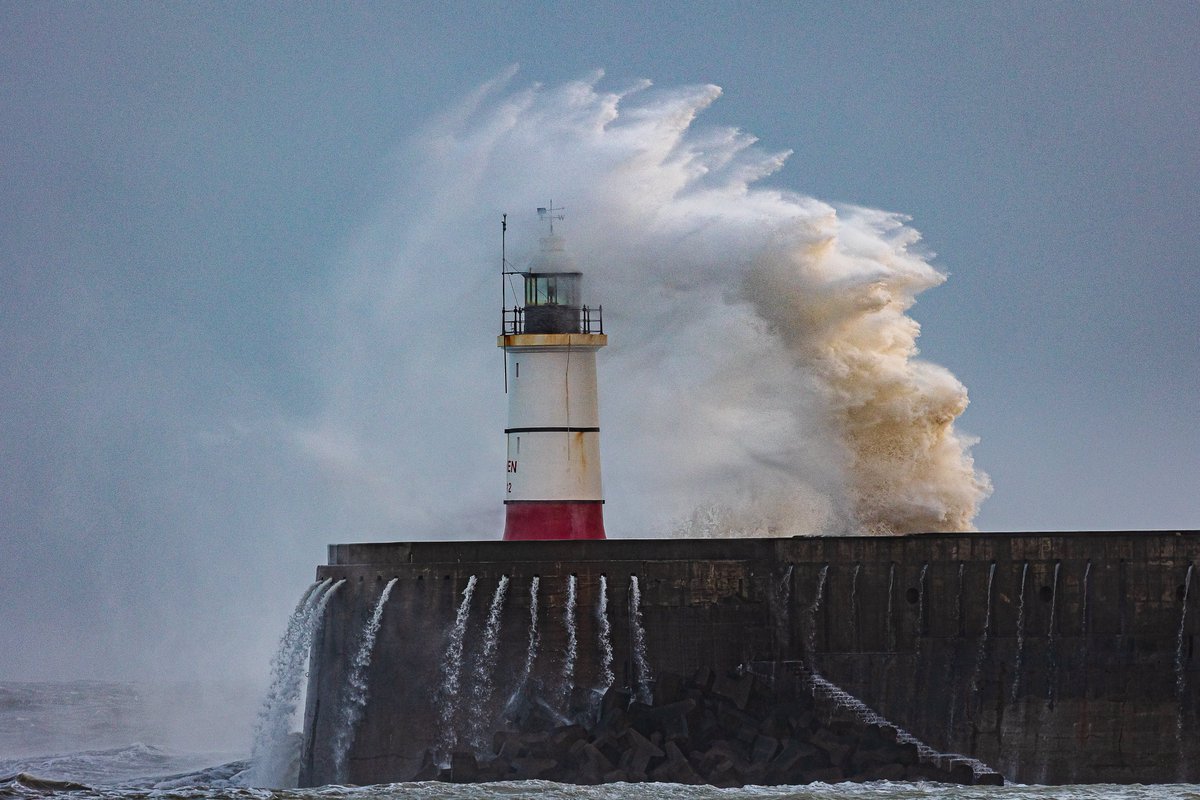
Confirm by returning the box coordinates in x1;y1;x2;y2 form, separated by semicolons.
423;666;1003;786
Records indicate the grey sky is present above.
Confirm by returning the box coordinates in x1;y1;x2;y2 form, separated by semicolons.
1;3;1196;682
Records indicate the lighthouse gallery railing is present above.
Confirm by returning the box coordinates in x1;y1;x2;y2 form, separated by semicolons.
502;305;603;336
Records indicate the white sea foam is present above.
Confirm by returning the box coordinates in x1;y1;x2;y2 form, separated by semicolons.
4;771;1196;799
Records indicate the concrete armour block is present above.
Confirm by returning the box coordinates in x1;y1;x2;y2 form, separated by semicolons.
751;734;779;763
449;752;478;783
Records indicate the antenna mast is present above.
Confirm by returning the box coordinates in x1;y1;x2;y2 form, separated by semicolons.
501;213;508;393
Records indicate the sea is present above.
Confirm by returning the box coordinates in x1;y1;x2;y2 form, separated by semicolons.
1;681;1197;800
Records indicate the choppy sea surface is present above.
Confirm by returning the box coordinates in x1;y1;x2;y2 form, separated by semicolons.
2;682;1198;800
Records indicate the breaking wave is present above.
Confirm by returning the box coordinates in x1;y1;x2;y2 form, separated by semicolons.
302;72;990;539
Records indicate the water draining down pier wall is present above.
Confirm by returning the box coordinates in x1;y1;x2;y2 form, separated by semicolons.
299;532;1199;786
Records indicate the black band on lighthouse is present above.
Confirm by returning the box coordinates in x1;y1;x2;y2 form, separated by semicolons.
504;426;600;433
504;499;605;504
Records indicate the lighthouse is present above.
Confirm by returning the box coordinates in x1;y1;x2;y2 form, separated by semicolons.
498;207;607;541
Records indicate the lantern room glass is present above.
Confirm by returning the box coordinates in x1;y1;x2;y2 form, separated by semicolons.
525;272;581;307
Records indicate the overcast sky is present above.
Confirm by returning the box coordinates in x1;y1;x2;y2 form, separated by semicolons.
2;3;1196;683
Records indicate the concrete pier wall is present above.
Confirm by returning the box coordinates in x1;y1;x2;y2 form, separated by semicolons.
299;532;1199;786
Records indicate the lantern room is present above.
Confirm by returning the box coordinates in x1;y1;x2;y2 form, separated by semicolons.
523;271;582;334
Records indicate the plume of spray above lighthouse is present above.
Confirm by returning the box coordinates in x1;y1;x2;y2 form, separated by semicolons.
300;70;991;539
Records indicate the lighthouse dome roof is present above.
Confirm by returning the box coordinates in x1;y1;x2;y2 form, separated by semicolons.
530;234;579;274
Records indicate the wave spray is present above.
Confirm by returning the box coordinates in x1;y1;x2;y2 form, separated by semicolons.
307;74;989;538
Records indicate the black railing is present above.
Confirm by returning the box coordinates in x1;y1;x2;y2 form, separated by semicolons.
503;306;522;334
502;305;603;335
581;305;603;335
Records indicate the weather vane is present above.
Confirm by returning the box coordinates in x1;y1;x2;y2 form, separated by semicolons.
536;201;565;235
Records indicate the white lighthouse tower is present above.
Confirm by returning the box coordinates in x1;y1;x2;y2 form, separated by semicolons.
498;207;607;540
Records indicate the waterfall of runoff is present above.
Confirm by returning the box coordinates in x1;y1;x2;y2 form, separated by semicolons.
956;562;966;633
469;575;510;750
972;563;997;694
510;575;540;709
331;577;397;782
247;578;344;788
913;563;929;667
805;565;829;663
770;565;795;653
945;561;967;743
909;563;929;711
886;563;897;652
629;576;653;705
849;564;861;648
436;575;477;760
597;576;615;691
1082;560;1092;635
1177;563;1194;749
1011;563;1030;704
560;575;578;709
1046;562;1061;704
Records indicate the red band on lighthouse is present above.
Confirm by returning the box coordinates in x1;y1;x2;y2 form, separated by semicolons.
503;501;606;541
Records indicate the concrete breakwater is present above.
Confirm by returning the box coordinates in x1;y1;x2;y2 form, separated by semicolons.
299;532;1199;786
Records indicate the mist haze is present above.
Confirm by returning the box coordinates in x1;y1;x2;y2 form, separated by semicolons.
2;4;1196;712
